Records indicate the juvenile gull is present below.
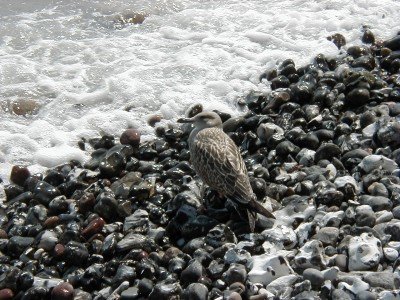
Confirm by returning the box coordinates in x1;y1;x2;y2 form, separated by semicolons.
178;111;275;232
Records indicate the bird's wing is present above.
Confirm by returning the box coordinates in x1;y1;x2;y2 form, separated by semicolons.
191;128;252;204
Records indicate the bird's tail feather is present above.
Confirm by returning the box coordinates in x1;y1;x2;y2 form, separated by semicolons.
249;196;276;219
247;209;256;233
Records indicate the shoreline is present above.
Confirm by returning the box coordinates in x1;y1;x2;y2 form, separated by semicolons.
1;29;400;299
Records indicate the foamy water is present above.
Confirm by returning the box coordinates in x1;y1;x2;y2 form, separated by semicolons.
1;0;400;182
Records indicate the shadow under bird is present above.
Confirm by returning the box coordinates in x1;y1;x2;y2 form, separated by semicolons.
178;111;275;232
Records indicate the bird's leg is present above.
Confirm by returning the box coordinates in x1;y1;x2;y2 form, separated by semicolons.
197;183;208;214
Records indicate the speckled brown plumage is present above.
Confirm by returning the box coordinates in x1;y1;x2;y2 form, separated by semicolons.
190;127;253;205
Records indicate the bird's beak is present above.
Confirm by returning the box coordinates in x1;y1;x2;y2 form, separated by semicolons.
177;117;194;123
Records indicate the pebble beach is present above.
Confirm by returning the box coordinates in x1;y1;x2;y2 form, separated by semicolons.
1;27;400;299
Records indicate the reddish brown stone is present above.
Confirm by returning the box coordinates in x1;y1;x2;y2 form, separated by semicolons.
77;193;95;213
0;229;7;239
0;288;14;300
51;282;74;300
44;216;60;228
54;244;65;257
10;165;31;186
82;217;105;239
147;114;162;127
120;129;141;147
162;247;183;264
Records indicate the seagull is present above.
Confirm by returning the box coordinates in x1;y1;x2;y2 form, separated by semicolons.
178;111;275;232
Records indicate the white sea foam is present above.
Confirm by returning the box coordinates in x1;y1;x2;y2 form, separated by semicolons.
1;0;400;182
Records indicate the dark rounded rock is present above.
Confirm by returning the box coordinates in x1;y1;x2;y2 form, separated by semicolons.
84;148;107;170
10;165;31;186
51;282;74;300
33;181;61;205
351;55;376;70
334;254;348;271
393;205;400;219
355;206;376;227
99;151;127;178
314;143;341;162
120;129;141;147
112;265;136;286
138;278;154;297
297;133;320;150
148;282;182;300
121;287;139;300
22;287;48;299
357;291;377;300
302;268;324;289
7;236;34;257
347;45;370;58
250;177;267;199
187;104;203;117
362;29;375;44
43;170;65;187
90;135;115;149
279;63;296;77
17;271;34;291
162;247;183;264
205;225;237;248
363;272;395;290
360;111;376;128
345;88;370;107
384;35;400;51
276;140;300;157
223;264;246;285
181;260;204;285
327;33;346;49
331;289;352;300
94;192;119;221
64;241;89;266
270;75;291;90
181;215;219;240
183;283;208;300
385;223;400;241
137;258;157;279
359;195;392;212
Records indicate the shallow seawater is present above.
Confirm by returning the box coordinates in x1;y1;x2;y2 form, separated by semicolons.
0;0;400;182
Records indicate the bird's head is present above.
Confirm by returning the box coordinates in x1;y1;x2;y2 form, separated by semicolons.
177;111;223;130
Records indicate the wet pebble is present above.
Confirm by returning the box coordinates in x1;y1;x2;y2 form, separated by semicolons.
10;165;31;186
0;289;14;300
148;282;182;300
363;272;397;290
302;268;324;289
120;128;141;147
315;227;339;246
181;260;204;286
120;287;139;300
183;283;208;300
51;282;74;300
64;241;89;266
8;236;34;257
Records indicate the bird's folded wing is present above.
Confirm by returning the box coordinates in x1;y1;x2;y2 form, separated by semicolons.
192;128;252;204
